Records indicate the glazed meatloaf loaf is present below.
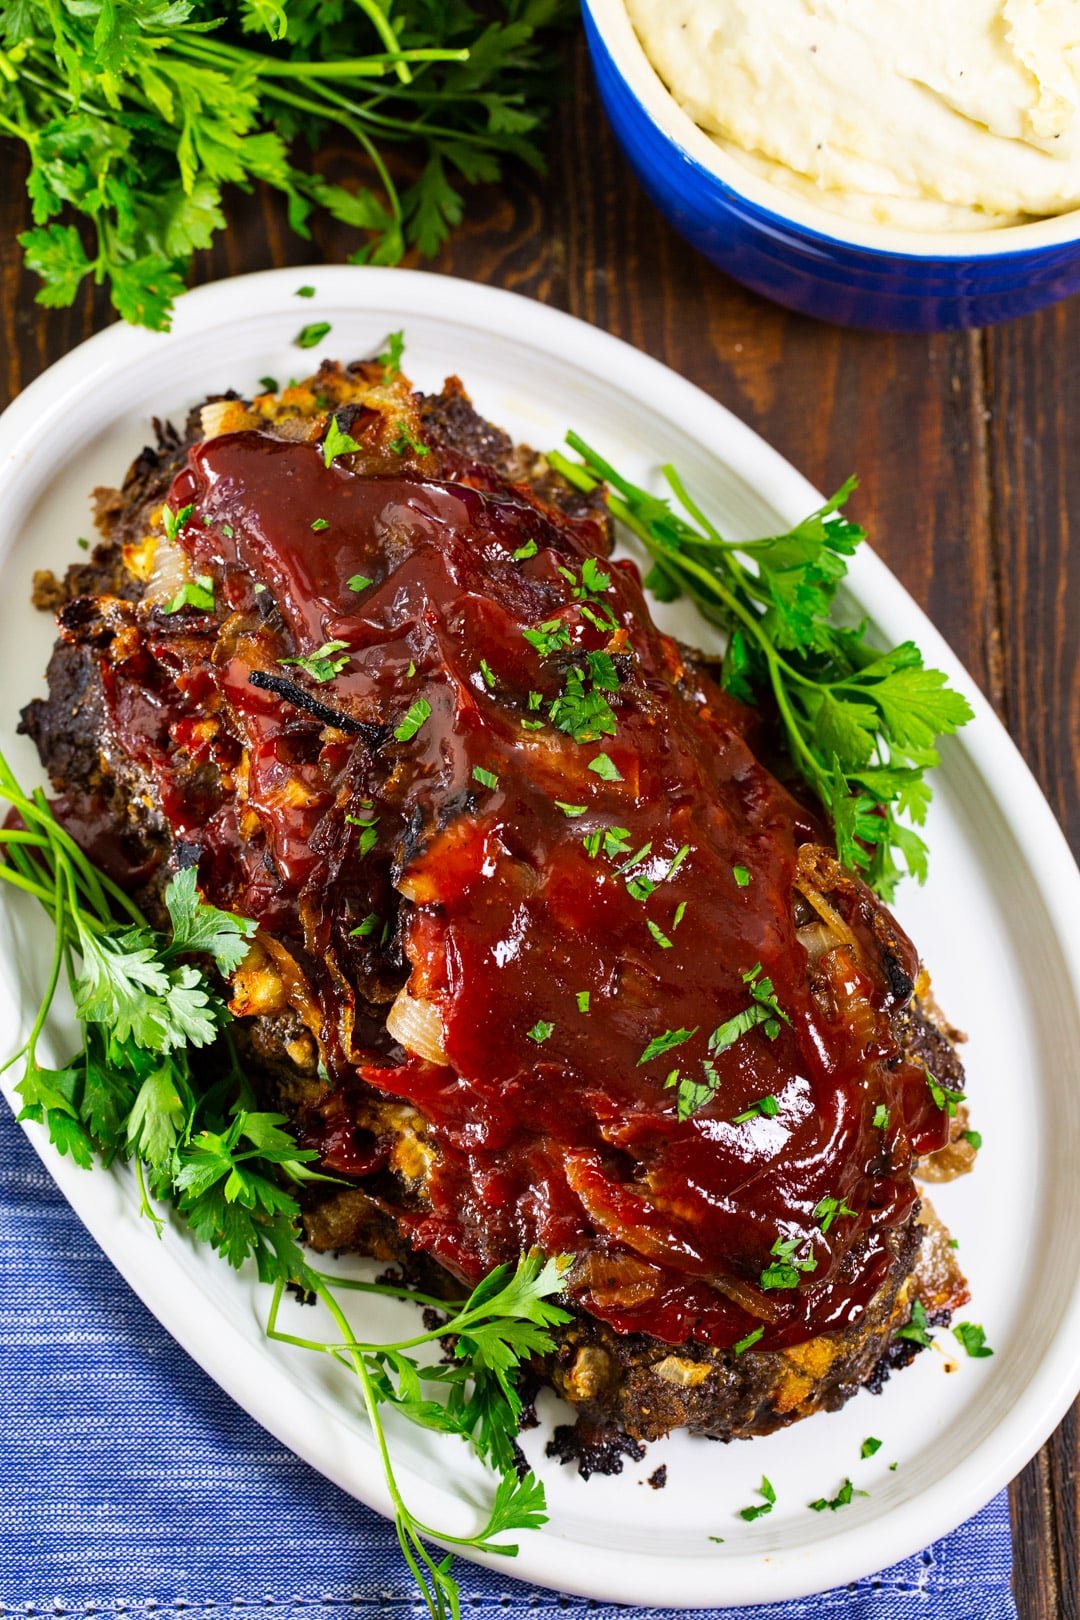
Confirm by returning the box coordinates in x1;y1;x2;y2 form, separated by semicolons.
20;356;973;1456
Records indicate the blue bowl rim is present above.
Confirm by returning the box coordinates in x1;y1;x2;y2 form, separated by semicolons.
582;0;1080;269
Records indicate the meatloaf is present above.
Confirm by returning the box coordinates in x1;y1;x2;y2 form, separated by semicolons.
20;356;972;1455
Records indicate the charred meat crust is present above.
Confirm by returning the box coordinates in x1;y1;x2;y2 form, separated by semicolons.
18;367;970;1455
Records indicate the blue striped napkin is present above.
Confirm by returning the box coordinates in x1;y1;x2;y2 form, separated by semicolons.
0;1098;1017;1620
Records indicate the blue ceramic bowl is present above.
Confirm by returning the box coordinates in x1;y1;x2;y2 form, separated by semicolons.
582;0;1080;331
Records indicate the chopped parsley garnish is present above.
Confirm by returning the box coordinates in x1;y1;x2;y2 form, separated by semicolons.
732;865;751;887
389;419;430;458
323;414;362;468
582;826;631;860
296;284;316;298
647;919;673;949
953;1322;994;1359
588;753;623;782
550;437;974;900
406;661;416;677
512;539;538;561
638;1027;698;1066
555;802;587;818
623;849;656;903
738;1476;776;1522
311;518;329;532
558;557;612;600
527;1020;554;1044
347;574;374;592
549;666;617;745
349;913;381;938
296;320;331;349
662;845;690;882
393;698;432;742
813;1195;858;1234
961;1128;982;1150
523;619;572;657
732;1095;780;1124
925;1067;966;1117
472;765;499;791
667;1069;714;1120
809;1478;865;1513
895;1300;933;1348
76;537;90;550
579;601;619;634
258;376;278;394
162;575;215;616
873;1104;890;1130
760;1234;817;1291
479;659;496;689
345;811;379;857
576;991;590;1013
220;523;235;540
732;1325;765;1356
861;1436;883;1458
377;330;404;379
279;640;350;683
709;963;790;1055
163;502;193;544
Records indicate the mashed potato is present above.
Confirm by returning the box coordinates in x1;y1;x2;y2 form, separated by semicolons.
626;0;1080;230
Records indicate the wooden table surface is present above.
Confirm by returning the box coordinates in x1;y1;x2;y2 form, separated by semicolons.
1;38;1076;1620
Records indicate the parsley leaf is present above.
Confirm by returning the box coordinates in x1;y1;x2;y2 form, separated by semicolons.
639;1027;698;1066
809;1477;866;1513
279;641;350;683
760;1233;817;1291
164;868;256;976
738;1476;776;1521
296;321;331;349
162;575;215;615
323;415;362;468
896;1299;934;1348
394;698;432;743
953;1321;994;1358
388;419;430;458
377;330;405;380
588;752;622;782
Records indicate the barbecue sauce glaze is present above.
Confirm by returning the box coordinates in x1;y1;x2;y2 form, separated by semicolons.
99;429;952;1351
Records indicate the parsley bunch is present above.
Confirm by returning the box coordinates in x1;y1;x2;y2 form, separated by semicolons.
549;437;974;899
0;749;568;1619
1;0;575;329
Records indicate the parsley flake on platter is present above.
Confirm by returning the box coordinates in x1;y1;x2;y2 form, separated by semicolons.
738;1476;776;1522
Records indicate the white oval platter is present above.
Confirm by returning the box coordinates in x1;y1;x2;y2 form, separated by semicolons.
0;266;1078;1610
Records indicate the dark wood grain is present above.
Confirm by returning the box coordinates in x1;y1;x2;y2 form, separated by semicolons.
0;37;1075;1619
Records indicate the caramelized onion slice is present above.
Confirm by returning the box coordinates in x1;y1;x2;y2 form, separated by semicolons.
386;987;448;1066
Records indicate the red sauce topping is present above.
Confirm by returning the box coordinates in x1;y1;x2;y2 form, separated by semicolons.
95;429;951;1350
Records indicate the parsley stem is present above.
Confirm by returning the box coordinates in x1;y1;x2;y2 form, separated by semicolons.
312;1269;462;1312
310;1279;455;1620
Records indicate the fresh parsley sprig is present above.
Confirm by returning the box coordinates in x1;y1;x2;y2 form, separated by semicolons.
266;1252;569;1619
0;750;569;1619
549;438;974;899
3;0;576;330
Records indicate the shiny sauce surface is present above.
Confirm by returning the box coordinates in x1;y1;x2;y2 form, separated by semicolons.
99;430;950;1349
